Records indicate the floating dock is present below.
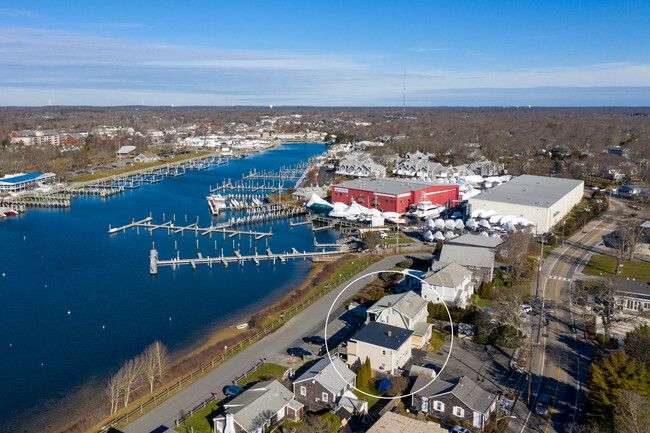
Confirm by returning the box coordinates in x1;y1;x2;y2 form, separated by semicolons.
108;217;272;239
149;246;344;275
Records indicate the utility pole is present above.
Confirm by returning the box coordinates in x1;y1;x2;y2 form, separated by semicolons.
535;234;544;301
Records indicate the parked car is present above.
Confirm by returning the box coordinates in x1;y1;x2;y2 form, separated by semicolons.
521;304;532;314
303;335;325;345
451;426;471;433
287;347;312;358
223;385;243;398
535;393;552;415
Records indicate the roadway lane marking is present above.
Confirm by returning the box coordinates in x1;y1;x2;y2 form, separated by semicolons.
520;218;613;433
544;357;562;433
548;276;572;282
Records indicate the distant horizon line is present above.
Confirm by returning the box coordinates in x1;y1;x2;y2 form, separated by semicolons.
1;105;649;110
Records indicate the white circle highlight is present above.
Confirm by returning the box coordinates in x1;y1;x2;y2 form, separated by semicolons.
324;268;454;400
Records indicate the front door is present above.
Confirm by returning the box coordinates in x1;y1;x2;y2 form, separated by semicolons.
421;397;429;412
473;411;481;428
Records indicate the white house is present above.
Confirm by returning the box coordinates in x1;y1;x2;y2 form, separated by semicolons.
366;291;431;348
421;261;474;308
134;152;160;163
346;322;413;374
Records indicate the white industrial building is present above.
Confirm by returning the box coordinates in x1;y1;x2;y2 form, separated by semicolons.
468;175;584;234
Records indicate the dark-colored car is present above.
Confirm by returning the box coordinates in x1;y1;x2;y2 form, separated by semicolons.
223;385;243;398
287;347;312;358
303;335;326;345
535;394;552;415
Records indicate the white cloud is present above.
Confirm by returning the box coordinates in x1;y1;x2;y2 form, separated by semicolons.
0;26;649;106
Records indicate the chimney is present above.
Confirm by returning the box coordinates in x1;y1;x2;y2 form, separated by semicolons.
388;331;392;338
318;371;322;375
459;377;464;386
224;412;236;433
387;302;392;307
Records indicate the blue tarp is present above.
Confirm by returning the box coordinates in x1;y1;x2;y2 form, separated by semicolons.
378;379;392;393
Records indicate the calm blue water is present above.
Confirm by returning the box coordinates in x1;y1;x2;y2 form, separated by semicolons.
0;143;332;428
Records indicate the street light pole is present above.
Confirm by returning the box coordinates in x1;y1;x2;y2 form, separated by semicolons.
535;235;544;301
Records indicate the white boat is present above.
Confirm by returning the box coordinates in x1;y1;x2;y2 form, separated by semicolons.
206;194;227;215
235;323;248;330
0;206;19;216
423;230;434;242
466;218;478;230
489;214;503;225
413;201;442;219
382;212;408;225
434;218;445;229
479;219;492;229
434;231;446;241
444;219;456;230
454;219;465;230
425;218;436;229
444;231;456;239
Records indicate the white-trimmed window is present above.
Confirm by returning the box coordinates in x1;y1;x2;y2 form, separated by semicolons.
434;400;444;412
322;392;329;402
300;386;306;396
454;406;465;417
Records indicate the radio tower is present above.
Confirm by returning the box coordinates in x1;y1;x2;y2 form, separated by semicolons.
402;69;406;120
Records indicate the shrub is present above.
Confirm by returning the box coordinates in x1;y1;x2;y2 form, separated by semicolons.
396;258;414;269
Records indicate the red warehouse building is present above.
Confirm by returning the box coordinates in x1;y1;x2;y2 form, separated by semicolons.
331;178;459;213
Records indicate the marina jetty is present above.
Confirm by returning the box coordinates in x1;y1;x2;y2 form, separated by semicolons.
149;245;345;274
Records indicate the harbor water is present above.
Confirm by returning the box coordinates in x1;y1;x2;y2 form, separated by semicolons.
0;142;333;431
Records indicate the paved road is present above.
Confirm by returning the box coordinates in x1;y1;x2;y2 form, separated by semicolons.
120;253;430;433
509;199;630;433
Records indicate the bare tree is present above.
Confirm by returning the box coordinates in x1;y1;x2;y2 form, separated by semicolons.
498;231;533;285
593;280;617;333
483;295;527;345
142;340;169;394
611;219;647;272
104;371;123;415
118;356;143;408
615;390;650;433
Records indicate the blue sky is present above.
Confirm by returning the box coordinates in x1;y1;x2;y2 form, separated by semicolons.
1;1;649;106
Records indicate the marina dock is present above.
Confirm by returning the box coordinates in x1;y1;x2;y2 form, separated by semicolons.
108;217;273;239
149;246;344;275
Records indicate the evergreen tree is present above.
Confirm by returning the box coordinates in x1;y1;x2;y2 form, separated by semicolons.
588;351;648;428
624;324;650;367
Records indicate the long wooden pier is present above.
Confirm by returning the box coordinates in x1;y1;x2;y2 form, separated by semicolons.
108;217;272;239
149;246;344;275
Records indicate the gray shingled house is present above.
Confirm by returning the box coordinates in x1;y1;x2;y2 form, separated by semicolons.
293;357;357;411
214;380;303;433
411;376;496;430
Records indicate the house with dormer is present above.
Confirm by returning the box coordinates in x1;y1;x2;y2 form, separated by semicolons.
293;357;358;411
366;291;431;349
411;376;496;430
213;380;303;433
420;262;474;308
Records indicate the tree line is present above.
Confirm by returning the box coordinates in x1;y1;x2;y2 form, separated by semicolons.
104;341;169;415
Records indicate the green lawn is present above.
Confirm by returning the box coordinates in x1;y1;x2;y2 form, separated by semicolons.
238;363;288;386
429;331;448;353
475;298;502;309
583;255;650;281
175;399;224;433
353;382;386;415
541;242;560;258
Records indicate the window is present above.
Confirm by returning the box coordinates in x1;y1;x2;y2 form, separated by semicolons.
300;386;306;396
434;400;444;412
382;350;386;355
454;406;464;417
322;392;328;402
421;397;429;412
276;407;285;421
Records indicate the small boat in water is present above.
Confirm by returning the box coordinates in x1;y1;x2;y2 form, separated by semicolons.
206;194;227;215
0;206;19;217
235;323;248;330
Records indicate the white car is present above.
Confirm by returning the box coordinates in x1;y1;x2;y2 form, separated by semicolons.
521;304;532;314
451;426;471;433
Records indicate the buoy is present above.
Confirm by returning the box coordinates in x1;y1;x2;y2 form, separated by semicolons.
102;325;105;329
67;311;71;315
169;317;172;321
